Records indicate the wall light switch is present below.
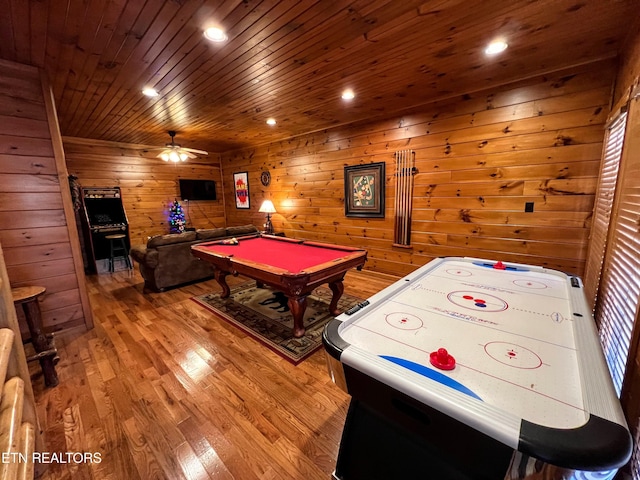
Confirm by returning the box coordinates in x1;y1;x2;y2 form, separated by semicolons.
525;202;534;213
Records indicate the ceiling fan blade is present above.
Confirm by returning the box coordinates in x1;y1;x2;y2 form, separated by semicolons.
146;131;207;158
182;147;208;155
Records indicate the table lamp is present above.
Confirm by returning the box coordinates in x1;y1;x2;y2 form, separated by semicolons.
259;200;276;234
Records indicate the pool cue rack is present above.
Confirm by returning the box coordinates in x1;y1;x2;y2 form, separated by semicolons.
393;149;417;247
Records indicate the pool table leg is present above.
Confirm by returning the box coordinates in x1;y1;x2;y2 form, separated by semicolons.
214;270;231;298
288;295;308;338
328;280;345;316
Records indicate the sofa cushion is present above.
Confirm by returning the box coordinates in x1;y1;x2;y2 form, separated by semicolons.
147;231;197;248
196;227;228;241
226;224;259;236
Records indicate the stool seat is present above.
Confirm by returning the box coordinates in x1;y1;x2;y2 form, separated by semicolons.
105;234;132;272
11;285;46;304
11;286;59;387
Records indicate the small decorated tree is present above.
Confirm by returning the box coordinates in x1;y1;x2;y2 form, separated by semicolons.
168;199;186;234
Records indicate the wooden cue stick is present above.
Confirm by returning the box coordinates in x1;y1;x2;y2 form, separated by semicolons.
394;152;401;243
396;150;402;244
399;150;404;244
398;151;404;244
400;150;405;243
393;152;398;243
393;152;397;241
402;149;409;244
406;151;415;244
406;150;411;244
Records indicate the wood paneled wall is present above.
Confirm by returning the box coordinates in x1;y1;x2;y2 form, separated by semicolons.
221;60;615;278
614;16;640;105
0;59;92;334
63;138;226;247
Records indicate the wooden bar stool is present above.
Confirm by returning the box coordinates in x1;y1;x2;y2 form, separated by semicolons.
105;233;133;272
11;286;59;387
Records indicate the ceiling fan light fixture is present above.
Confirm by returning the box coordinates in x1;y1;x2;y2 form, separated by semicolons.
159;150;189;163
156;131;207;162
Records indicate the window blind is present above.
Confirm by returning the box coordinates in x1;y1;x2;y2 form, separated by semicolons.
592;109;637;397
583;112;627;309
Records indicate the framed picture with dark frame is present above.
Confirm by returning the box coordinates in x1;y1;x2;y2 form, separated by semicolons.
233;171;250;209
344;162;385;218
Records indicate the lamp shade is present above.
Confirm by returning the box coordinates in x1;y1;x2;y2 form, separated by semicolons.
259;200;276;213
159;149;190;162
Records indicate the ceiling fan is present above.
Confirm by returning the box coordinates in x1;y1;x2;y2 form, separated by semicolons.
156;130;208;162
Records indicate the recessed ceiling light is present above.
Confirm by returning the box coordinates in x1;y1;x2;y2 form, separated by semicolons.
485;40;508;55
204;27;228;43
342;89;355;100
142;88;159;97
266;118;277;126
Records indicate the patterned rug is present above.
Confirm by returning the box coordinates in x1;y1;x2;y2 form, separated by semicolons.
191;282;363;364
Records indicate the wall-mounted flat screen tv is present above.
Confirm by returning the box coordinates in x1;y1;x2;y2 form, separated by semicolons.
179;179;217;201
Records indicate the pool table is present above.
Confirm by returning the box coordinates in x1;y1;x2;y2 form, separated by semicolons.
191;234;367;337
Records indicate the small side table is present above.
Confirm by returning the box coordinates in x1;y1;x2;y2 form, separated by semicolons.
11;286;59;387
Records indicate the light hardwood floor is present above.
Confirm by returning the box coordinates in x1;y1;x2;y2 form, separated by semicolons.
31;267;397;480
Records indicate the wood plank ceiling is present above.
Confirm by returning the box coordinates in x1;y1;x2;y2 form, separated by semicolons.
0;0;637;153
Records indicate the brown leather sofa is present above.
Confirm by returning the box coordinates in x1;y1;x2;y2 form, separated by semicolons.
130;225;259;291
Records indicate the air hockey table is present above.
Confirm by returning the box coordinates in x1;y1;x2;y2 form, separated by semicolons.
323;257;632;480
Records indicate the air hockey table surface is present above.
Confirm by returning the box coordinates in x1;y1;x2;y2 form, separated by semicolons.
323;256;632;477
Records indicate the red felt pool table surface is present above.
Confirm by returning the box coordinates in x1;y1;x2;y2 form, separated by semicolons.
196;235;362;273
191;234;368;338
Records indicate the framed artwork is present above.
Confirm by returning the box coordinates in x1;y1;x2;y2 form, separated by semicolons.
233;171;250;209
344;162;385;218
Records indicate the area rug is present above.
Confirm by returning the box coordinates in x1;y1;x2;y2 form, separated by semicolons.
191;282;363;364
